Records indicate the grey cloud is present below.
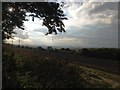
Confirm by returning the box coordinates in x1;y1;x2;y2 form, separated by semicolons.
13;29;28;39
77;2;118;24
34;28;47;33
85;38;118;48
81;23;117;38
60;21;118;48
41;2;118;48
89;2;118;14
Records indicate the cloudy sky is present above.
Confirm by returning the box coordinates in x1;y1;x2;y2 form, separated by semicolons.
7;0;119;48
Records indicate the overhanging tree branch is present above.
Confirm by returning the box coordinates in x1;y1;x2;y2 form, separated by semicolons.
2;2;68;40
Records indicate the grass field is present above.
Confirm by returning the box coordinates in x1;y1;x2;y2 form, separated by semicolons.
2;44;120;88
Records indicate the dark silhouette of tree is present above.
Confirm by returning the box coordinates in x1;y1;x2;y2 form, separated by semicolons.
81;48;119;60
47;46;54;51
2;2;68;40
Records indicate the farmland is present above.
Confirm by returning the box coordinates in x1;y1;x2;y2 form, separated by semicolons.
2;44;120;88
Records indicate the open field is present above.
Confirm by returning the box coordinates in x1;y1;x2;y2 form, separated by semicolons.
6;44;120;74
2;44;120;88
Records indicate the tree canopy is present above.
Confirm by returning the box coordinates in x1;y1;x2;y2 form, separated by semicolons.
2;2;68;40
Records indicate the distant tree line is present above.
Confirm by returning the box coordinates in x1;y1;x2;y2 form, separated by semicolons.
7;43;119;60
81;48;119;60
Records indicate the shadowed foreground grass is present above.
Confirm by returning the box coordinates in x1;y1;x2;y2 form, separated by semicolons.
2;45;120;88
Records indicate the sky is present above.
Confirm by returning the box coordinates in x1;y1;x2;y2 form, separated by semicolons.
6;0;119;48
